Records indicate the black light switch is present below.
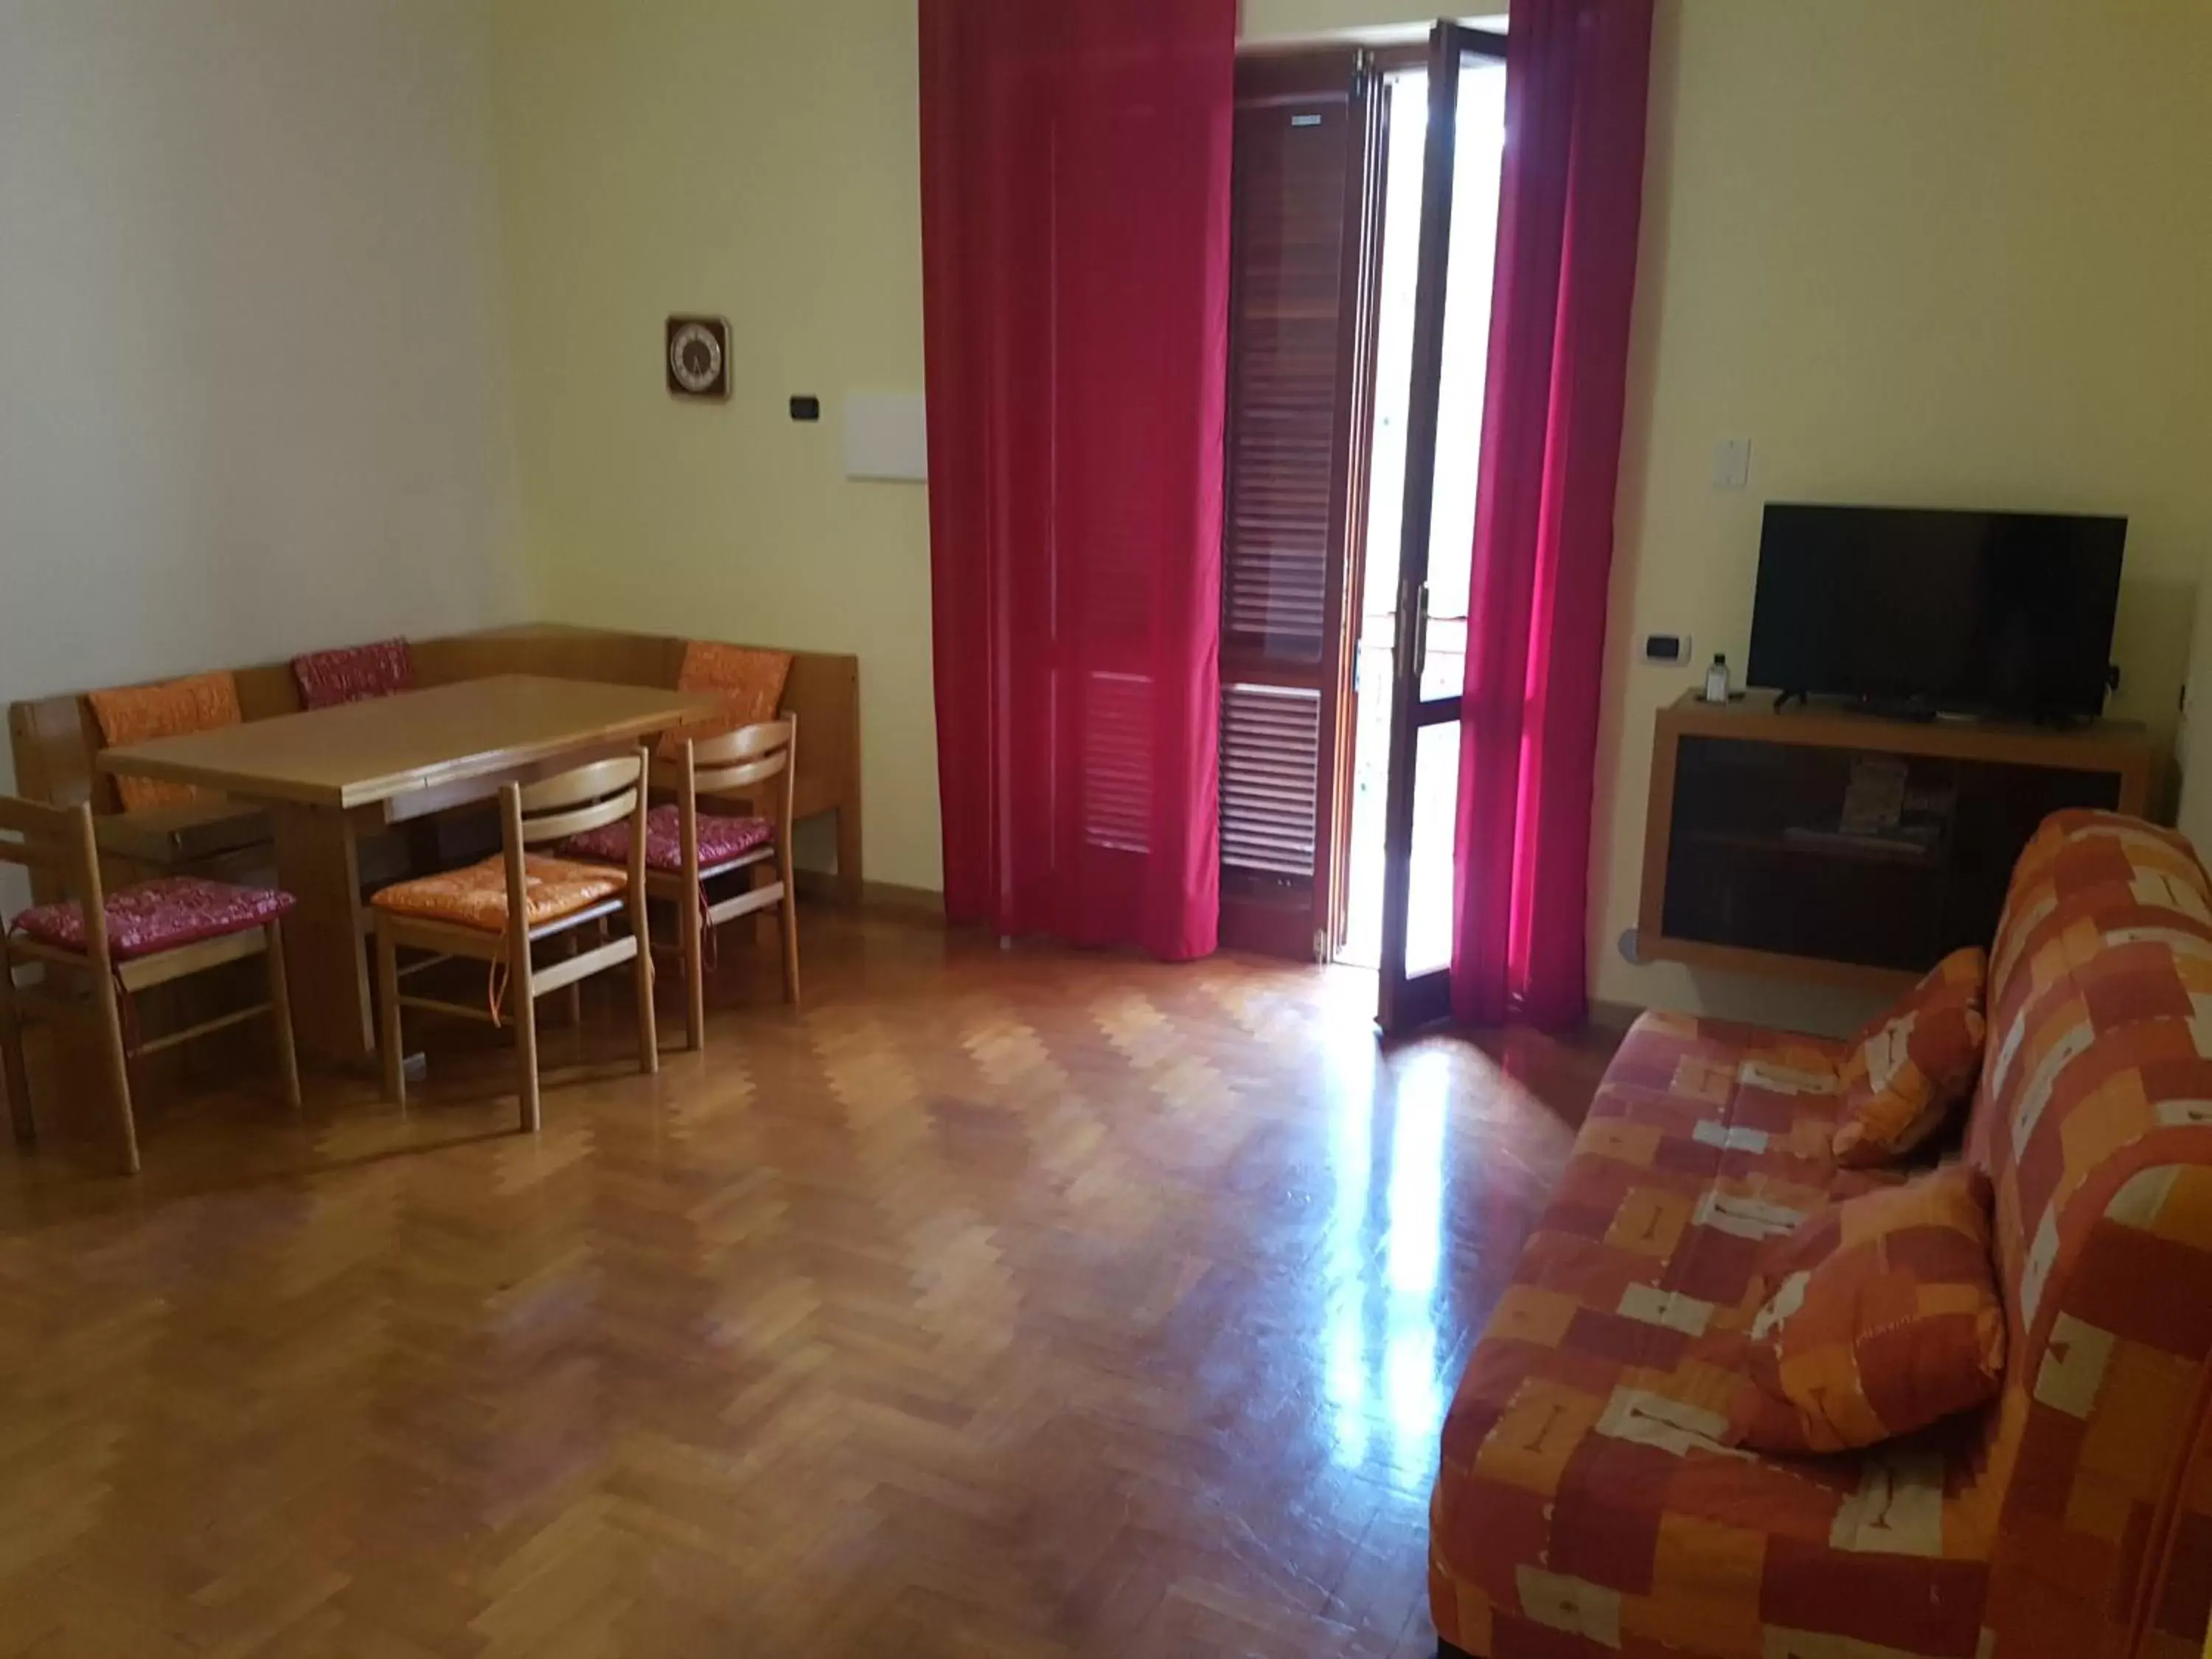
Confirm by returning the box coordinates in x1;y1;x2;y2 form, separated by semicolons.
789;396;821;422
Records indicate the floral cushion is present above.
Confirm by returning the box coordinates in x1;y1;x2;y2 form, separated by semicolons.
10;877;294;961
369;855;627;934
658;641;792;760
88;672;244;812
561;805;773;874
1725;1161;2006;1454
291;639;415;710
1831;946;1986;1167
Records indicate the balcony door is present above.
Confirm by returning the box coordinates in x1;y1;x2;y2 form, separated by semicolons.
1375;23;1507;1033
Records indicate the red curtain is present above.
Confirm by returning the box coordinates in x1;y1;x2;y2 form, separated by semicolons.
1452;0;1655;1028
919;0;1234;961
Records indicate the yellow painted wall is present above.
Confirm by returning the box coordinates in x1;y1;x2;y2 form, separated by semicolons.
486;0;1501;894
490;0;936;887
1242;2;1499;43
1594;0;2212;1032
492;1;2212;1023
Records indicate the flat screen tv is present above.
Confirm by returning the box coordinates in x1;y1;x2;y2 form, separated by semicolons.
1746;504;2126;721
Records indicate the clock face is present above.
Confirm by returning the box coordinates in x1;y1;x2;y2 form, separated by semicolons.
668;322;725;395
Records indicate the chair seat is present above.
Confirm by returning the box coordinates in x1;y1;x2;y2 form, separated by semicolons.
371;854;627;934
562;804;773;875
9;877;295;961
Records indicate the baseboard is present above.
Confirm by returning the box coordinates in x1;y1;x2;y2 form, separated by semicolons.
1587;998;1645;1034
794;869;945;918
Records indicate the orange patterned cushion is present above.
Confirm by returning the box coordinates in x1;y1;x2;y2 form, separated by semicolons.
659;641;792;759
88;672;244;812
369;855;626;934
1831;946;1986;1167
1725;1161;2006;1454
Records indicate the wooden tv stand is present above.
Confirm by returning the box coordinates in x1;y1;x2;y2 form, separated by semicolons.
1638;690;2158;992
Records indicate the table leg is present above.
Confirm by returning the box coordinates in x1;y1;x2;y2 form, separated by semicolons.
270;802;373;1066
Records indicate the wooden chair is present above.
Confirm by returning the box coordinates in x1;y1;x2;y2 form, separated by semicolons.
370;748;658;1131
563;718;799;1051
0;796;300;1175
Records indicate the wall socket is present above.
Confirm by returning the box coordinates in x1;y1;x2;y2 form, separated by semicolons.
1643;633;1694;666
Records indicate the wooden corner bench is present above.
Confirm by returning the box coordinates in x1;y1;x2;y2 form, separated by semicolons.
6;623;863;905
7;625;861;1075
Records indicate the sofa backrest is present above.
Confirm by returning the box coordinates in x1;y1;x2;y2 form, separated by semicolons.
1966;810;2212;1658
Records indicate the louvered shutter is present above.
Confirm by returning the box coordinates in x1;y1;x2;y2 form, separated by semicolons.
1217;51;1379;960
1220;683;1322;875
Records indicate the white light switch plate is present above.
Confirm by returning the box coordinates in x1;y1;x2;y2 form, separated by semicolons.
843;391;929;482
1711;437;1752;491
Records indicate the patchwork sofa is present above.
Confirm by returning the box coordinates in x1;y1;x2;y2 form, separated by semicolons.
1430;811;2212;1659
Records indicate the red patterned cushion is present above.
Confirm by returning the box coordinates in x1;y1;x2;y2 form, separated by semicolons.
10;877;295;961
561;804;773;874
291;639;416;711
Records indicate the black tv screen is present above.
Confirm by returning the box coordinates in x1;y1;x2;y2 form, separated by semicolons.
1746;504;2125;720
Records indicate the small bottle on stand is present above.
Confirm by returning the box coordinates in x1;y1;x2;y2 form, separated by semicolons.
1704;654;1731;704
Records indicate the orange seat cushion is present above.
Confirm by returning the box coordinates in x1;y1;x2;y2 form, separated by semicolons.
88;672;245;812
659;641;792;759
370;855;627;934
1724;1161;2006;1454
1831;946;1986;1167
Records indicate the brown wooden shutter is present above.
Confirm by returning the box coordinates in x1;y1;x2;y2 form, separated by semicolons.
1217;50;1381;960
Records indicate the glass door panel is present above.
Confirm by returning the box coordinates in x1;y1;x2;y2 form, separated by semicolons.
1377;22;1506;1034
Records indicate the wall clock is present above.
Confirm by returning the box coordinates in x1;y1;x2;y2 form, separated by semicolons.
666;315;731;402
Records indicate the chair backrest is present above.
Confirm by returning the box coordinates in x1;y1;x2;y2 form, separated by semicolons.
1964;810;2212;1657
660;717;799;864
512;752;647;850
690;716;796;801
0;796;111;960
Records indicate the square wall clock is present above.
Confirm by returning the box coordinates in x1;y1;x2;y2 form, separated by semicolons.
666;315;731;402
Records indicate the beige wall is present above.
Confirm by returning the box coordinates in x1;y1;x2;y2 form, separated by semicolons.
490;1;2212;1023
490;0;935;888
486;0;1490;894
0;0;521;748
1594;0;2212;1032
1243;2;1500;43
2181;585;2212;858
0;0;521;920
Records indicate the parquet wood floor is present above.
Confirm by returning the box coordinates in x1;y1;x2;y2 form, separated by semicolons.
0;910;1613;1659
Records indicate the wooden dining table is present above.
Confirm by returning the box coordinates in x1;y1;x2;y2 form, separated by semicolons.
98;674;720;1065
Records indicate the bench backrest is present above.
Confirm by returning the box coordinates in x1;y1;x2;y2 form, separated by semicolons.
1966;810;2212;1658
7;624;858;827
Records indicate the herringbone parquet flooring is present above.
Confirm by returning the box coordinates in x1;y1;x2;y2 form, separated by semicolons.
0;910;1610;1659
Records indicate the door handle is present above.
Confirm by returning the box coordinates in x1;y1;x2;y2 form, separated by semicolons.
1413;585;1431;684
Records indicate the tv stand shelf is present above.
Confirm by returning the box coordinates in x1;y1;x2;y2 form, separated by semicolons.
1638;689;2157;991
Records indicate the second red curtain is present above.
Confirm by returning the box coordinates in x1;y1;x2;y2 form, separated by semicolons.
1453;0;1654;1029
920;0;1235;961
